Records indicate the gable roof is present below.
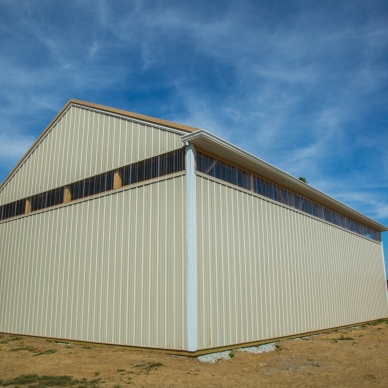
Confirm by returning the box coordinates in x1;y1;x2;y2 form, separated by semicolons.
0;99;199;190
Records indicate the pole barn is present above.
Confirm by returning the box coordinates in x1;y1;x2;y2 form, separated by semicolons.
1;100;387;355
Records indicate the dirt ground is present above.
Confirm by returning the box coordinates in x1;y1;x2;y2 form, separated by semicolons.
1;319;387;387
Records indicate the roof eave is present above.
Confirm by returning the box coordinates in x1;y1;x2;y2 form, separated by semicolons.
182;130;388;233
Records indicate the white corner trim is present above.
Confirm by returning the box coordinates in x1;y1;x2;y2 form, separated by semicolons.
185;144;197;352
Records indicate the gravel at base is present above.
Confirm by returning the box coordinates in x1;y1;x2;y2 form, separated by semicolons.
237;343;276;353
197;343;276;362
197;351;232;363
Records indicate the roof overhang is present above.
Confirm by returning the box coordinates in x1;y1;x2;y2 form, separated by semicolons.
182;130;387;233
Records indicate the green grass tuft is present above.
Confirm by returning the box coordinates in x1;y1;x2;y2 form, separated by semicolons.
146;362;163;370
33;349;57;356
135;362;163;372
10;337;23;341
0;374;101;387
338;334;354;341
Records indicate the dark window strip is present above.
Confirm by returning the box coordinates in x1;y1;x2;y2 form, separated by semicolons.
120;148;185;187
0;148;185;222
0;199;25;221
30;188;64;212
196;151;381;242
70;171;114;201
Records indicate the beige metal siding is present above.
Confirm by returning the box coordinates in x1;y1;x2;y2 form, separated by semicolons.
0;175;186;350
196;175;388;349
0;106;183;205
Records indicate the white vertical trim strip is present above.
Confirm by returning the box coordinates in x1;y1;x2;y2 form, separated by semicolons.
186;144;197;352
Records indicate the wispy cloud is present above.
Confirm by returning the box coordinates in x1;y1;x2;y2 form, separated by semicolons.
0;0;387;230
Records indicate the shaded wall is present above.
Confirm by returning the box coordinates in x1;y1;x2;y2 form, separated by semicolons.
0;175;187;350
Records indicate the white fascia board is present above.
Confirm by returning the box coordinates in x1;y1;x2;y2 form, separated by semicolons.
182;130;387;232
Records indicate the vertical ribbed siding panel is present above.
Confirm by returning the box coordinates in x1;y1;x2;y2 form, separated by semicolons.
115;119;124;170
41;127;53;189
37;210;48;336
47;119;57;189
25;154;33;198
54;118;65;188
102;114;112;172
0;106;184;204
96;110;106;177
4;216;15;331
0;175;187;350
30;150;39;202
196;175;388;350
13;162;21;202
61;107;73;194
82;109;92;178
68;107;81;182
1;215;11;330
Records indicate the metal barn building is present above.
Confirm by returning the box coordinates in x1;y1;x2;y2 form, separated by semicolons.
1;99;387;354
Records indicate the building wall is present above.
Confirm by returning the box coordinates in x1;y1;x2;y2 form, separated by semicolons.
0;105;184;205
0;174;187;350
196;174;388;350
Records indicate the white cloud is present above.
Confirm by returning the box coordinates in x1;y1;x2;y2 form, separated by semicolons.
0;0;387;229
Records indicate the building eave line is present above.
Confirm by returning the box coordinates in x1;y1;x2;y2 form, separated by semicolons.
182;130;388;232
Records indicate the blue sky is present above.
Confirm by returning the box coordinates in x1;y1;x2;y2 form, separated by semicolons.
1;0;388;276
